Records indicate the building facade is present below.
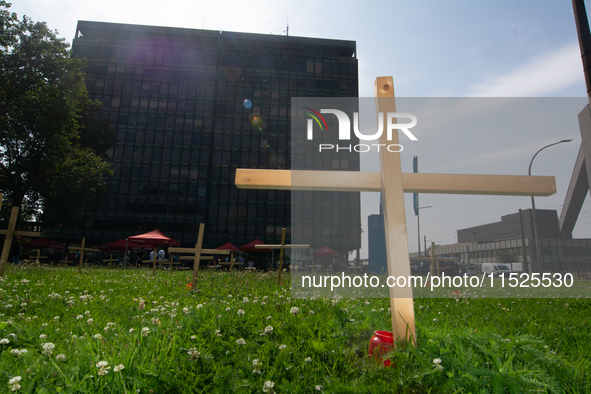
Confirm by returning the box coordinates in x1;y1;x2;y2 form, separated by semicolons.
410;209;591;273
45;21;360;250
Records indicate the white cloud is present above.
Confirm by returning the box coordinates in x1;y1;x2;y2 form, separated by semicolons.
468;43;583;97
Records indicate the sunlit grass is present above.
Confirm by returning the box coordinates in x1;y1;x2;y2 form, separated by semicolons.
0;265;589;393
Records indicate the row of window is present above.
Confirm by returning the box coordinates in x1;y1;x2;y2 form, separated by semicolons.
75;41;357;72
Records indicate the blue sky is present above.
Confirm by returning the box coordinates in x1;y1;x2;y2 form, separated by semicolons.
10;0;591;253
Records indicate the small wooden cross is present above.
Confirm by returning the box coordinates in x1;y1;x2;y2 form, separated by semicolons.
409;242;459;276
0;194;42;276
102;254;119;268
255;228;309;284
69;238;100;272
235;76;557;345
167;223;230;284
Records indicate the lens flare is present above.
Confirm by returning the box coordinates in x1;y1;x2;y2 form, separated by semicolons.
243;99;252;109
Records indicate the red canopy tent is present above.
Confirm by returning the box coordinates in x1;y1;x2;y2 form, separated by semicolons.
127;229;180;246
312;246;339;257
216;242;239;251
22;237;64;249
240;239;272;253
100;239;146;254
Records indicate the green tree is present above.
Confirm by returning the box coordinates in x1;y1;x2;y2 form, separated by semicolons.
0;1;114;222
496;251;519;265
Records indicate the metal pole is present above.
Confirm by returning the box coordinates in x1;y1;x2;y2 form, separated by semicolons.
417;208;420;256
518;209;529;274
529;140;572;274
573;0;591;97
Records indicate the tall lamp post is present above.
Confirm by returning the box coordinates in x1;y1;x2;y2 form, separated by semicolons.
529;139;572;273
417;205;433;256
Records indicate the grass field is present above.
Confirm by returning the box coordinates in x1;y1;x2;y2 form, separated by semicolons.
0;265;589;393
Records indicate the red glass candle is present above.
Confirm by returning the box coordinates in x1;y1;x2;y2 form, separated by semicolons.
369;330;394;367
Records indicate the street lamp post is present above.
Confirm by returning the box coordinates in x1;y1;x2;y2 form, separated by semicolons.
417;205;432;256
529;139;572;273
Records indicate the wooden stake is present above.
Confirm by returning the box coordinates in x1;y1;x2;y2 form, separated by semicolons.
375;76;416;345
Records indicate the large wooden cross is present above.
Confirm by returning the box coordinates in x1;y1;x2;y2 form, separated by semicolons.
255;227;309;284
235;77;556;345
0;194;42;276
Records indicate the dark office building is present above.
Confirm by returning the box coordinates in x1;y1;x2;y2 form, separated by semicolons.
45;21;359;249
457;209;560;244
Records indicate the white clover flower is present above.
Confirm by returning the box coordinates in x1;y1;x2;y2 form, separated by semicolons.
8;376;21;391
114;364;124;372
129;328;135;333
41;342;55;355
433;358;443;370
305;357;312;362
10;349;19;355
187;348;200;361
196;304;203;309
76;315;83;320
96;360;110;375
141;327;150;336
225;307;231;311
236;338;246;346
279;344;287;350
264;326;273;334
266;316;272;320
237;309;245;316
93;334;102;339
190;335;197;340
263;380;275;393
243;297;249;303
316;385;323;391
86;318;93;325
18;349;27;356
56;354;66;361
0;338;9;344
290;307;300;315
183;307;189;314
253;359;262;366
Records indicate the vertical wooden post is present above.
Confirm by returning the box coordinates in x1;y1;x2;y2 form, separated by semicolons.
0;207;19;275
191;223;205;285
375;77;416;345
78;238;86;272
278;228;286;284
430;241;435;277
152;247;157;276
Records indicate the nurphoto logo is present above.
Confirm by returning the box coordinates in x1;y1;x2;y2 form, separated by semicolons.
303;107;418;153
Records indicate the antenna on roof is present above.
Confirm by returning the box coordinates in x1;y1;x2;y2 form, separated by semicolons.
284;17;289;36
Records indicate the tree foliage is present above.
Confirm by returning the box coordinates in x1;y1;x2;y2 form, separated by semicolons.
496;250;519;264
0;1;114;222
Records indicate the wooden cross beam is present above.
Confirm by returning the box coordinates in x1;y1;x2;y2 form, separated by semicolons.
102;254;119;268
235;170;555;196
0;196;42;275
255;228;309;284
167;223;230;284
234;76;558;345
69;238;100;272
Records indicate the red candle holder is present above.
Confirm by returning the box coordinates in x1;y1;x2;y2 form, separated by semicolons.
369;330;394;367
